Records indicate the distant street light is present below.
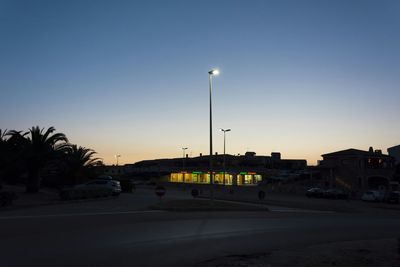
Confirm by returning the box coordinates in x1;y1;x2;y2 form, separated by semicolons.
182;147;188;183
220;128;231;185
115;154;121;166
208;69;219;201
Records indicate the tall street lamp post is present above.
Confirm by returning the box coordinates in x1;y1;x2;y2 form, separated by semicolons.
182;147;188;183
208;69;219;201
220;128;231;185
115;154;121;166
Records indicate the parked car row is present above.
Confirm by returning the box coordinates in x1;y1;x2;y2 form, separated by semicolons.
361;190;400;203
361;190;384;202
75;179;122;196
72;176;157;195
306;188;349;199
306;188;400;204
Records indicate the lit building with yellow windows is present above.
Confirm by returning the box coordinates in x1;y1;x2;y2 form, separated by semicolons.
169;171;262;185
95;151;307;187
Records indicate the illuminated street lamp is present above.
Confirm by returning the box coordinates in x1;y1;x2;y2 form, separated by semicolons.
115;154;121;166
208;69;219;200
182;147;188;183
220;128;231;185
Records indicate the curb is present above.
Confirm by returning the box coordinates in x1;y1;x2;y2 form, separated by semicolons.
197;195;354;213
149;198;270;212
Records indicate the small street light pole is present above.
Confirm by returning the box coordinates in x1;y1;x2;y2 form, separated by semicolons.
220;128;231;185
115;154;121;166
182;147;188;183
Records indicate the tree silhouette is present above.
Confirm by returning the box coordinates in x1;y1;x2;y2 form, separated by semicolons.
0;129;8;183
18;126;69;193
62;145;102;185
2;127;104;191
0;130;27;185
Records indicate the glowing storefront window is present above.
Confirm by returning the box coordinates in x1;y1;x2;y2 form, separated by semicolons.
170;173;179;182
214;174;224;184
237;175;243;185
170;172;259;185
200;174;210;184
192;173;199;183
224;174;233;185
184;173;191;183
244;175;253;184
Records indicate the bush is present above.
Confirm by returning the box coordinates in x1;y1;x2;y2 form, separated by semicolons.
59;188;112;201
0;191;18;207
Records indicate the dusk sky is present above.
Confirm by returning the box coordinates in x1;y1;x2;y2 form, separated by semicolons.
1;0;399;165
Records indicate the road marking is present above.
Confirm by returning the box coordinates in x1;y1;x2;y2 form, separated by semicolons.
270;209;335;213
0;210;165;220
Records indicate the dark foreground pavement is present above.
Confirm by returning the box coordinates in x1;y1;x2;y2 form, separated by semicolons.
195;238;400;267
1;207;400;267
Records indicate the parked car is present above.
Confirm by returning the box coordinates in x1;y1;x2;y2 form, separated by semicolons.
323;189;349;199
361;190;385;202
97;175;113;180
306;188;324;198
385;191;400;204
76;179;121;196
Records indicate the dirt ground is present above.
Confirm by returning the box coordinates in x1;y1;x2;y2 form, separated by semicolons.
195;238;400;267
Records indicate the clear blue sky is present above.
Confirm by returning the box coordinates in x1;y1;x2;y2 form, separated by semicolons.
1;0;399;165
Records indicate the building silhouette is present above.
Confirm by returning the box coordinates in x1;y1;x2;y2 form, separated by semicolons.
97;152;307;185
388;145;400;164
318;147;396;193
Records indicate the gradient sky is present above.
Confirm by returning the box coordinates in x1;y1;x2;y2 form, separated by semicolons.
1;0;399;165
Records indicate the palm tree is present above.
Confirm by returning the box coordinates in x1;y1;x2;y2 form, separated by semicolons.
20;126;69;193
0;129;8;155
0;129;26;184
0;129;8;182
0;129;7;142
62;145;102;185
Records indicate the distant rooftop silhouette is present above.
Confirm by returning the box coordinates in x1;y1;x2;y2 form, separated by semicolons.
322;148;391;158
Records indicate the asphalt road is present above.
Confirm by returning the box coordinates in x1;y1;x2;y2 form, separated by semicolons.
1;188;400;267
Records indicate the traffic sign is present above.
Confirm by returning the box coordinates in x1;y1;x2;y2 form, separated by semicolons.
155;186;166;197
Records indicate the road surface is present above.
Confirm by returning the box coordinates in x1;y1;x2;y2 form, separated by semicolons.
1;188;399;267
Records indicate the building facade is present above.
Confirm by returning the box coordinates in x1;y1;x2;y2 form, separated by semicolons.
388;145;400;164
318;147;396;192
